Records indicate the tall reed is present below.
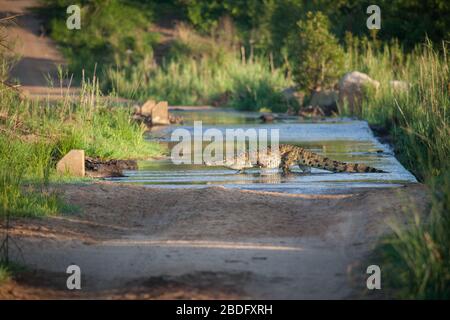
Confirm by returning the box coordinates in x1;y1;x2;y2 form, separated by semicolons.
346;40;449;298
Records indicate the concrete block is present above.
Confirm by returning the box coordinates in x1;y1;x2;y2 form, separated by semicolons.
56;149;85;177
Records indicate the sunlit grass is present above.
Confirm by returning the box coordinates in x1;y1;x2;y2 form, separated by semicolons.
108;25;295;112
0;71;163;218
346;40;449;299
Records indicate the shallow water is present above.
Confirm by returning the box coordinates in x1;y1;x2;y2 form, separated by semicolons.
107;109;417;194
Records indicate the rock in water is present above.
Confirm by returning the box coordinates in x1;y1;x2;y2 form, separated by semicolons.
151;101;170;125
56;149;85;177
139;99;157;116
134;100;170;126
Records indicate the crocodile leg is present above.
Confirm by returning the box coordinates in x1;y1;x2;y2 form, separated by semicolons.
280;152;295;175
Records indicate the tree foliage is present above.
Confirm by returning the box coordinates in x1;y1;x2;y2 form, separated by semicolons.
288;12;345;92
179;0;449;50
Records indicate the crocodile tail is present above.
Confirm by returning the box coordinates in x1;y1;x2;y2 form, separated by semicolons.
298;150;386;173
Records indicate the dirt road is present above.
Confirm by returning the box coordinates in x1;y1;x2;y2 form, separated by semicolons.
0;0;77;96
1;182;428;299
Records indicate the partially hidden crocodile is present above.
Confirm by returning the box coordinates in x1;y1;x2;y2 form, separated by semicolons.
204;144;386;174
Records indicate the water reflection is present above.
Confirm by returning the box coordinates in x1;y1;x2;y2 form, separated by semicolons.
107;110;417;194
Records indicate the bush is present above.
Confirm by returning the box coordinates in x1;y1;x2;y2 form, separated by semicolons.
288;11;345;92
42;0;158;83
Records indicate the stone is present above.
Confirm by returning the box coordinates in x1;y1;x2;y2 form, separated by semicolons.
151;101;170;125
56;149;85;177
309;89;339;116
260;114;275;123
139;99;157;116
338;71;380;114
134;100;170;126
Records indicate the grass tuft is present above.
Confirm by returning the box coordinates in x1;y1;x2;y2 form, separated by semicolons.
0;264;11;284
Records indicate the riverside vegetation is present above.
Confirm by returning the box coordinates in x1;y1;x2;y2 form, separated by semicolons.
0;78;162;217
0;65;163;279
0;14;162;224
347;40;449;299
3;1;449;298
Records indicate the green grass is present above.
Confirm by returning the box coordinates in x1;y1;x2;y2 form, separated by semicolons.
345;39;449;179
0;262;27;285
1;79;163;162
0;115;64;218
0;264;11;284
109;54;293;112
0;74;163;219
345;40;450;299
0;12;163;222
378;175;450;299
108;24;295;112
